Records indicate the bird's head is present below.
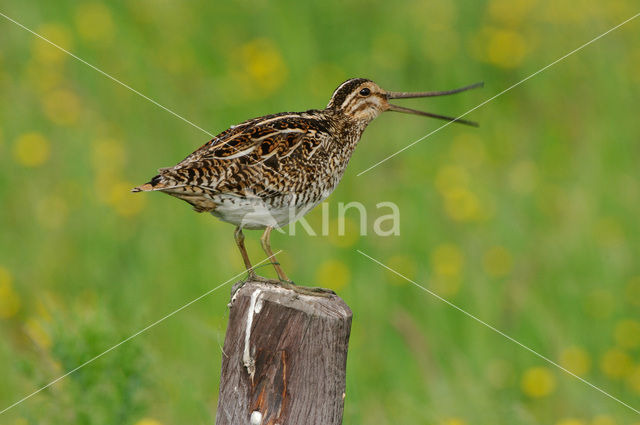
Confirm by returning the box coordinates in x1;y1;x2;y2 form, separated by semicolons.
326;78;482;126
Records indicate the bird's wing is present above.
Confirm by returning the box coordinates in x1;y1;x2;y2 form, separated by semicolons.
135;112;330;197
174;112;292;164
180;112;329;163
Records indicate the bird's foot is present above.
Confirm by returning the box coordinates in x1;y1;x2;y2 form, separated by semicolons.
229;271;271;304
278;279;336;298
246;273;271;284
230;272;335;305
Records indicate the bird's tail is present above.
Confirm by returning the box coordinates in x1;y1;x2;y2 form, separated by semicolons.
131;174;165;192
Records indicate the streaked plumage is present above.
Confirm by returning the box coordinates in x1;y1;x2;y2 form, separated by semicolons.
133;78;480;288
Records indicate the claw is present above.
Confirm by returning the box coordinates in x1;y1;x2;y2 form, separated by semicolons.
279;281;335;297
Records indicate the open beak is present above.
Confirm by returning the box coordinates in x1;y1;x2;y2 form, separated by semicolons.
385;82;483;127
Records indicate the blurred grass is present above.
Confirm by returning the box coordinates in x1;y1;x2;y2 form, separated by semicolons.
1;0;640;424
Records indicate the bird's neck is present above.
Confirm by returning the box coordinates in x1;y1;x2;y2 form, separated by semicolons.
325;109;371;145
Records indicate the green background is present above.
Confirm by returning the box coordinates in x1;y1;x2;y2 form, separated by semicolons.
1;1;639;424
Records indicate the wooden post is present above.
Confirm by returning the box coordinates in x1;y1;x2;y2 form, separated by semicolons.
215;279;352;425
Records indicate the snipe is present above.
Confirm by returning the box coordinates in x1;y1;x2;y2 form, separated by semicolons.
133;78;480;292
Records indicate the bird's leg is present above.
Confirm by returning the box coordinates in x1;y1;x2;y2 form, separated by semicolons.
259;226;335;297
260;226;290;282
234;226;257;280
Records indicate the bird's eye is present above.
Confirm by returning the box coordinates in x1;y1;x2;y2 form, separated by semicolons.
359;88;371;96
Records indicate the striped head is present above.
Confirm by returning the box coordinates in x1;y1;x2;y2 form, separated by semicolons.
326;77;483;126
326;78;387;122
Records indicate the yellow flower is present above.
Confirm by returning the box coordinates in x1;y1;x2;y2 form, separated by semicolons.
42;89;81;126
431;244;463;278
521;366;556;398
238;38;287;95
559;346;591;376
315;260;350;291
74;2;115;44
483;246;512;277
591;415;616;425
383;255;417;286
556;419;586;425
13;132;51;167
443;187;482;222
435;165;484;221
600;348;632;379
31;23;73;64
0;267;21;318
487;28;528;68
614;319;640;349
134;419;163;425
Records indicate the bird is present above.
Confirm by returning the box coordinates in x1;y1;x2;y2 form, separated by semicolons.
133;78;481;294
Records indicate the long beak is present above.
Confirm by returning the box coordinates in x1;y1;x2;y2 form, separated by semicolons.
385;82;483;127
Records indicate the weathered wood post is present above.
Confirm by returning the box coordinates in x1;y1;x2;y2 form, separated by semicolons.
215;279;352;425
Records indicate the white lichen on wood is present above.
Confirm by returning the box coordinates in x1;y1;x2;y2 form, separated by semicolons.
243;288;263;380
250;410;263;425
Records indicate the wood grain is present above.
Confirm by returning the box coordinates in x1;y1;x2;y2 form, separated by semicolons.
215;280;352;425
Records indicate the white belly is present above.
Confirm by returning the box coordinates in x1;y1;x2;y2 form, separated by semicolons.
209;193;325;230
